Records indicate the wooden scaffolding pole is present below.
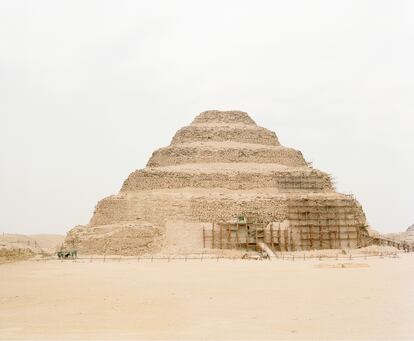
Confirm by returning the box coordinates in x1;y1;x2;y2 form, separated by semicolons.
245;224;248;250
227;225;231;248
284;229;288;251
236;223;239;248
220;224;223;249
356;226;360;247
270;225;274;248
277;223;281;251
319;225;322;249
329;227;333;249
347;226;350;248
212;223;215;249
309;226;313;249
318;209;322;249
337;225;340;249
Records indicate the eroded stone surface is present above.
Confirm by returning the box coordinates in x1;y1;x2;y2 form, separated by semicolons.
64;110;368;254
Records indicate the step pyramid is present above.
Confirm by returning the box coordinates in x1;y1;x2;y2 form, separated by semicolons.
64;110;367;255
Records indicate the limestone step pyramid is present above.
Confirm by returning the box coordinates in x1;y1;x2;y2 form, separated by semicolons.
64;110;368;255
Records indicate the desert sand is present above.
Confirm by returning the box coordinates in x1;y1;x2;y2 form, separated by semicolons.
1;254;413;340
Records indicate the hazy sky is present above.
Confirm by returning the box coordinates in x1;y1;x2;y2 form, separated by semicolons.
0;0;413;235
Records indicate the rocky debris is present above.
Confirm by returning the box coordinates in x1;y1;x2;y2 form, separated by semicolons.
1;238;42;262
357;245;402;255
64;222;163;255
0;246;36;263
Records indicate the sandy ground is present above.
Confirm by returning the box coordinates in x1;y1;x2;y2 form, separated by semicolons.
1;255;414;340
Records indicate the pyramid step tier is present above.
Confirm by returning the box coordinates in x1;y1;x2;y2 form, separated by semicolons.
89;190;365;229
171;125;279;146
121;164;333;192
192;110;256;125
147;142;307;167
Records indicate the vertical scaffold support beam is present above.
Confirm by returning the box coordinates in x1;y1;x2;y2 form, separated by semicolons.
245;224;248;251
212;223;215;249
329;228;333;249
309;226;313;250
220;224;223;249
347;226;350;248
284;229;289;251
356;226;360;248
236;223;239;248
227;225;231;248
277;223;281;251
270;225;274;248
319;225;322;249
337;226;340;249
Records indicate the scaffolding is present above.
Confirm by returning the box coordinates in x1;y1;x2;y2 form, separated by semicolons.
203;221;370;252
202;198;374;253
203;219;267;251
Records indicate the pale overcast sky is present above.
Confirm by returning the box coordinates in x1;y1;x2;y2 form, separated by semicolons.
0;0;413;235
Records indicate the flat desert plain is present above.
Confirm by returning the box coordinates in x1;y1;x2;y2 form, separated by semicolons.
1;254;414;340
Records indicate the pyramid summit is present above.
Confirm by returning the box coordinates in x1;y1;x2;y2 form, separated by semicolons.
64;110;369;255
148;110;303;167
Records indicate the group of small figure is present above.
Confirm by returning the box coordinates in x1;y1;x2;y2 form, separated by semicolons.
57;250;78;259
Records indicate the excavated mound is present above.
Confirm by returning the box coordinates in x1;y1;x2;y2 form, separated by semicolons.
64;110;368;254
65;222;162;256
